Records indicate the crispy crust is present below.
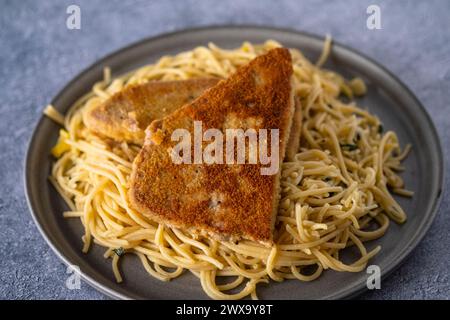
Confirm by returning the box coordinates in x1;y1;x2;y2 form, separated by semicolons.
286;97;302;161
128;48;295;245
83;78;220;145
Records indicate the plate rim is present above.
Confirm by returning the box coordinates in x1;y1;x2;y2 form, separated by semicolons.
24;24;445;300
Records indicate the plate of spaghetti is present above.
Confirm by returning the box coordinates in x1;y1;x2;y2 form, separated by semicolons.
25;26;443;300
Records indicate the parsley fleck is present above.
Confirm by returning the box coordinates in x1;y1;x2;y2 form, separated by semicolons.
113;247;125;257
378;124;384;134
340;143;358;151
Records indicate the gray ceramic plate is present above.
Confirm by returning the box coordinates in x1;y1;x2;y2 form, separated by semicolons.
24;26;443;300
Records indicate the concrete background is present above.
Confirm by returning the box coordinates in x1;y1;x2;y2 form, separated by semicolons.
0;0;449;299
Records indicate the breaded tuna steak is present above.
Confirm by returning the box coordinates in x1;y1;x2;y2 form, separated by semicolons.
128;48;296;245
83;78;219;145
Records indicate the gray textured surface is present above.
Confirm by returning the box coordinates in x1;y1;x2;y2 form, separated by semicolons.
0;0;449;300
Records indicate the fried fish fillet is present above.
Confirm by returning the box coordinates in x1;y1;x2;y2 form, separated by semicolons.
83;78;220;145
128;48;297;245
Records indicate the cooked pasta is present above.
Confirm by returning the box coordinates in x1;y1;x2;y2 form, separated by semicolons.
47;38;411;300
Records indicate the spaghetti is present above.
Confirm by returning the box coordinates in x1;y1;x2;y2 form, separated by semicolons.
46;39;411;300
